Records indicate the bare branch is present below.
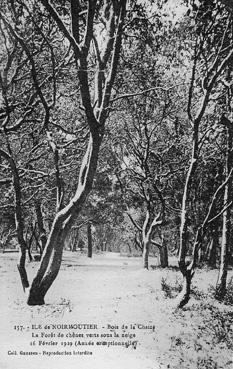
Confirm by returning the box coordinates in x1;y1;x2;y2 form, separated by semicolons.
82;0;96;53
110;86;170;103
204;168;233;226
98;2;126;123
126;212;142;232
148;213;163;236
46;132;64;211
187;40;198;123
151;239;162;248
40;0;81;58
0;13;51;129
208;201;233;224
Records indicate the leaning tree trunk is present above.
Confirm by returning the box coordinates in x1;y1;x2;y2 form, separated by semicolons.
27;242;33;262
27;133;102;305
25;0;126;305
27;220;67;305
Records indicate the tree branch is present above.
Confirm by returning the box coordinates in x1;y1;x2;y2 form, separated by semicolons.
40;0;81;58
126;212;142;232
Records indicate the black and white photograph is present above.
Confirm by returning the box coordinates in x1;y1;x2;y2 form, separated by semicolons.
0;1;233;368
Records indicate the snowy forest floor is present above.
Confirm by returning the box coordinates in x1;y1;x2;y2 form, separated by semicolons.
0;251;233;369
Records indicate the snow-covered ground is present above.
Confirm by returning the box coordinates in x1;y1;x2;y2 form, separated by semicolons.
0;252;232;369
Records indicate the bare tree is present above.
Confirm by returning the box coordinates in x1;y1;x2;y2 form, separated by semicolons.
0;148;29;290
215;116;233;299
1;1;126;305
178;5;233;307
113;96;171;269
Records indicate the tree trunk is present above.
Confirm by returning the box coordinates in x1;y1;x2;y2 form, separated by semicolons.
27;133;102;305
179;137;198;275
71;228;79;252
27;246;33;262
215;121;233;300
197;243;204;264
208;225;218;268
24;1;126;305
176;269;194;308
142;239;150;269
72;241;77;252
27;219;66;305
34;234;43;255
215;186;230;299
178;122;199;307
87;222;92;258
17;243;29;291
229;231;233;266
159;242;168;268
35;200;47;255
26;226;34;262
11;154;30;290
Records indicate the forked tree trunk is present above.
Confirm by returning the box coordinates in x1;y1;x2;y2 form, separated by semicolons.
140;208;163;270
27;221;67;305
